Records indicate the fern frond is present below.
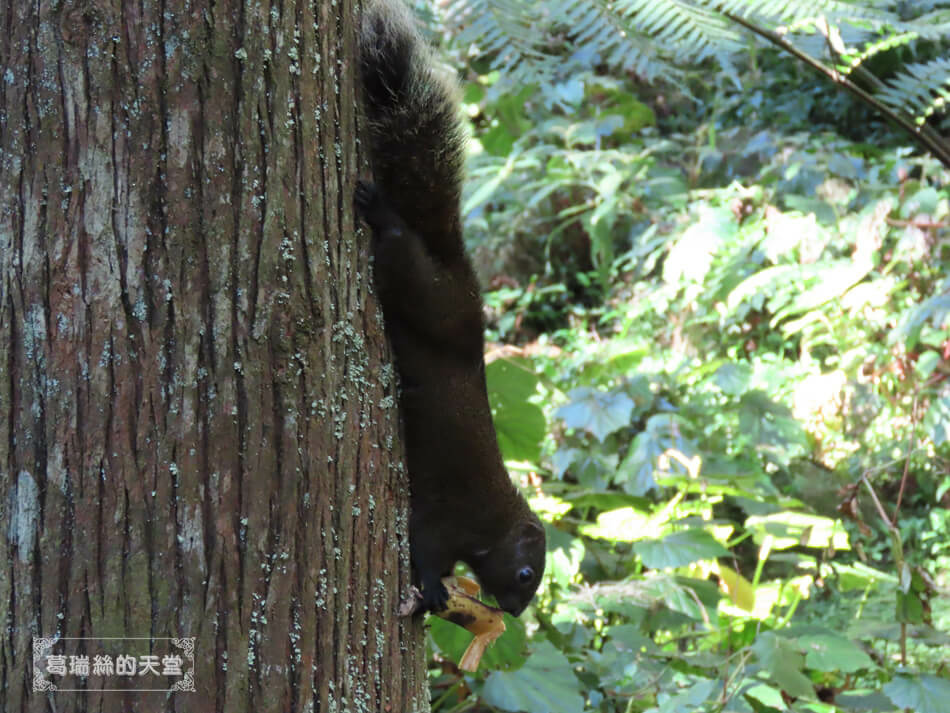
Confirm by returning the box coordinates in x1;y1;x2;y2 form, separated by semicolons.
557;0;697;82
439;0;949;164
446;0;552;81
885;9;950;42
708;0;896;24
877;57;950;125
838;32;920;77
612;0;743;59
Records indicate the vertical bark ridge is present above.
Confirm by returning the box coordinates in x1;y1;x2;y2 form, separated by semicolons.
0;0;425;711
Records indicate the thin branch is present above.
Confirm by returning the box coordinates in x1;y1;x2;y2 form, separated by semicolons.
721;11;950;169
860;472;898;531
894;389;920;519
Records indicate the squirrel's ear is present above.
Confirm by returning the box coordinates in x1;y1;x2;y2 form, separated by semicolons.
518;520;545;543
470;547;492;561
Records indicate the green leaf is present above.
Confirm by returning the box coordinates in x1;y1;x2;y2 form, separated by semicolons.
640;575;722;622
562;491;652;512
745;511;850;551
604;624;657;657
581;507;656;542
428;609;528;672
547;528;585;589
485;357;538;401
915;350;940;379
798;634;875;673
896;588;926;624
664;206;736;285
550;447;616;489
556;387;635;442
634;529;729;569
883;674;950;713
617;413;693;496
482;640;584;713
726;265;798;312
494;400;546;463
486;357;540;403
487;358;546;462
835;691;902;712
617;429;661;496
751;633;814;700
924;396;950;446
835;562;897;592
715;362;753;395
736;390;808;467
783;194;837;223
891;292;950;347
761;210;821;260
660;679;720;711
901;186;940;218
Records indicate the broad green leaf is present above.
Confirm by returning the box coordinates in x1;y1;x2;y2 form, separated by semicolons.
883;674;950;713
798;633;874;673
761;209;820;260
745;511;850;551
482;640;584;713
896;588;926;624
580;506;656;542
835;691;903;712
890;292;950;346
784;194;837;223
915;350;940;379
924;395;950;446
639;575;722;622
643;166;689;208
634;529;729;569
716;564;756;612
715;362;753;395
494;400;546;463
901;186;940;217
547;528;585;589
486;356;540;403
751;633;814;700
664;206;736;285
835;562;896;591
604;624;657;657
737;390;809;466
487;357;545;462
827;152;865;180
556;387;635;442
726;265;799;312
551;447;616;489
617;413;694;496
618;429;661;496
742;682;786;710
777;259;873;317
563;491;653;512
659;679;719;712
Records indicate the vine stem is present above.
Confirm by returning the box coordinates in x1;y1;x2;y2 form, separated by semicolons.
721;10;950;169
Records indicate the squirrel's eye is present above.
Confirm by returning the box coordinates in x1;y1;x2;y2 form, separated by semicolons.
517;566;534;584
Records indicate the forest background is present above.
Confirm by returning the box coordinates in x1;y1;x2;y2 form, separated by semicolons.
419;1;950;712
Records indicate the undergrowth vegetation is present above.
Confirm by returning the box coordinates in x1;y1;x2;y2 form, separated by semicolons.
420;2;950;712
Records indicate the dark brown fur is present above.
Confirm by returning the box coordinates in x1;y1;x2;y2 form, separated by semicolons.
356;1;545;616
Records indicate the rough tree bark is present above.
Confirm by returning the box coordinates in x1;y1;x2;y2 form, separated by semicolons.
0;0;427;711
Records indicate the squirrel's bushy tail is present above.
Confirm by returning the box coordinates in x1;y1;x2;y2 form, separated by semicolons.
359;0;466;259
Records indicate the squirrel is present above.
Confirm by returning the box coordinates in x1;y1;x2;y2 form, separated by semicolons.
355;0;545;617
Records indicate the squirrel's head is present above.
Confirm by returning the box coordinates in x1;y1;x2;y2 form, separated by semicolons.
468;516;546;617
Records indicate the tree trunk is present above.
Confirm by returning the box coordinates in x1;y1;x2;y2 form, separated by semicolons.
0;0;427;711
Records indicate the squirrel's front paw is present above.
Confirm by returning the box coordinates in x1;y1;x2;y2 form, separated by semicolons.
421;577;449;613
354;179;395;234
354;179;378;212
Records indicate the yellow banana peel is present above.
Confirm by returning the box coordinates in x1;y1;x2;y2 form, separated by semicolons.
436;575;506;671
